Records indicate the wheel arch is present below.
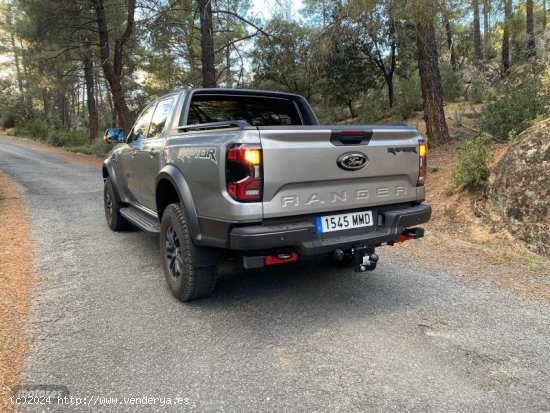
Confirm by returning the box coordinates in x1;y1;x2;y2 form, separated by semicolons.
102;159;123;204
156;165;202;245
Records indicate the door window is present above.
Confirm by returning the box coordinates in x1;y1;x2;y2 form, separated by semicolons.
128;104;155;143
149;96;176;139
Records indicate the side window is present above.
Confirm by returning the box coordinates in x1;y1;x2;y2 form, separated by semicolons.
149;96;176;139
128;104;155;143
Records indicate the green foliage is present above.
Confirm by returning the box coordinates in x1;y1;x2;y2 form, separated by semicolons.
48;130;89;147
440;64;462;103
0;98;32;129
65;140;111;157
14;119;50;141
251;19;321;99
12;118;107;156
453;134;493;189
480;80;549;140
467;71;489;104
316;22;377;119
443;187;454;197
0;79;32;128
392;72;423;120
359;89;386;123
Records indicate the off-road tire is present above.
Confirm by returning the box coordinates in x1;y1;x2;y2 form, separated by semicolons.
160;203;218;301
104;177;131;231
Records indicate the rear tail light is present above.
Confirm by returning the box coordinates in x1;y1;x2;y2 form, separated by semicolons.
226;144;263;202
417;140;427;186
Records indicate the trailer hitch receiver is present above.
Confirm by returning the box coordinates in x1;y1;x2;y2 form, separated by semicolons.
353;246;379;272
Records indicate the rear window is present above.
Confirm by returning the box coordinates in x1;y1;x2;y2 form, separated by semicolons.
186;95;303;126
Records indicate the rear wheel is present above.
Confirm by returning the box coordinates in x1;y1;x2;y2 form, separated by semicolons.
160;203;218;301
104;178;131;231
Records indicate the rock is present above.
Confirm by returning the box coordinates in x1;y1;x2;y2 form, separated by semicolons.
487;118;550;257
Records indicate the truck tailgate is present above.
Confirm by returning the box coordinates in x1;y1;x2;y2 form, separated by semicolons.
258;125;423;219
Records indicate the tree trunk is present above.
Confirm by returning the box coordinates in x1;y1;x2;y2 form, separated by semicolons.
104;77;116;127
226;45;232;87
346;99;356;119
9;31;24;95
94;71;102;127
42;89;49;122
82;47;99;142
501;0;512;74
92;0;134;130
386;75;395;109
445;18;457;70
198;0;216;87
483;0;490;57
473;0;483;62
416;18;451;144
543;0;547;30
526;0;535;54
387;20;396;108
57;93;68;129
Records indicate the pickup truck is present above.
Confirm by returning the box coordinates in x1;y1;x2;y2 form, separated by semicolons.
102;88;431;301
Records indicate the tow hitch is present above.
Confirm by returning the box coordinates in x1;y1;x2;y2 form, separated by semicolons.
353;246;379;272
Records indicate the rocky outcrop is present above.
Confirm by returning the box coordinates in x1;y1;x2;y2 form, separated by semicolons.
487;118;550;257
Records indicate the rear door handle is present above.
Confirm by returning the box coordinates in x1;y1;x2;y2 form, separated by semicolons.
149;149;159;157
130;150;137;158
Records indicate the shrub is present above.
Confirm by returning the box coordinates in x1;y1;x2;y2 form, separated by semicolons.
440;64;462;102
393;72;423;120
0;80;33;128
467;72;489;104
65;139;111;157
480;80;549;140
66;130;89;147
15;119;50;141
47;129;89;147
453;134;493;189
359;89;386;123
47;131;67;147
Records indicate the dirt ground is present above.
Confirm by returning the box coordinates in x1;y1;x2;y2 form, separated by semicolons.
0;173;33;413
386;140;550;302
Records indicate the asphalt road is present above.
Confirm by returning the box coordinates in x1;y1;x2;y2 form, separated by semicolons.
1;136;549;412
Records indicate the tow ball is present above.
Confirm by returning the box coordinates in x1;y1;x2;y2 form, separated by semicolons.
353;246;379;272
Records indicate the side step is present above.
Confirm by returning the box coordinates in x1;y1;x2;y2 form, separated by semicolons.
120;207;160;233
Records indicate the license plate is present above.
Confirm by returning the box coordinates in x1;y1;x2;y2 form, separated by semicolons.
315;210;374;233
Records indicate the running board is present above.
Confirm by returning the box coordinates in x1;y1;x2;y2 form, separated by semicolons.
120;207;160;233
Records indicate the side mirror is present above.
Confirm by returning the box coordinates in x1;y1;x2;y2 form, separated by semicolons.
103;128;126;144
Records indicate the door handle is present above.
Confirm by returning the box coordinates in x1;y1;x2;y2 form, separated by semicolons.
130;150;137;158
149;149;159;157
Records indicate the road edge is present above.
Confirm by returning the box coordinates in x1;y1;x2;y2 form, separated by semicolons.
0;173;34;413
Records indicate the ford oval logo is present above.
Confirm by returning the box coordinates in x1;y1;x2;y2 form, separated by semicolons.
337;152;368;171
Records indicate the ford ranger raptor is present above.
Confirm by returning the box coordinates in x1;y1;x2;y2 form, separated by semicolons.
102;88;431;301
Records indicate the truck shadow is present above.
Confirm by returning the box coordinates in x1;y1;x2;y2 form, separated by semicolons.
136;233;427;320
185;256;428;319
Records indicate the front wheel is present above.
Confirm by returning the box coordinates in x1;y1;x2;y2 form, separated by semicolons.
160;203;218;301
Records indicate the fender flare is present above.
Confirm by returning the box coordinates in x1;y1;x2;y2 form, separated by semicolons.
102;158;125;204
155;165;202;245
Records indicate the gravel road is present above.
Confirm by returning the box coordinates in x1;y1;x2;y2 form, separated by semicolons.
1;136;549;412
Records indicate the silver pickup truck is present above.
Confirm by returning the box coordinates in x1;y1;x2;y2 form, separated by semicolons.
102;88;431;301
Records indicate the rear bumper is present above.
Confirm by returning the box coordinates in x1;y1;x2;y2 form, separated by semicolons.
229;203;432;255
